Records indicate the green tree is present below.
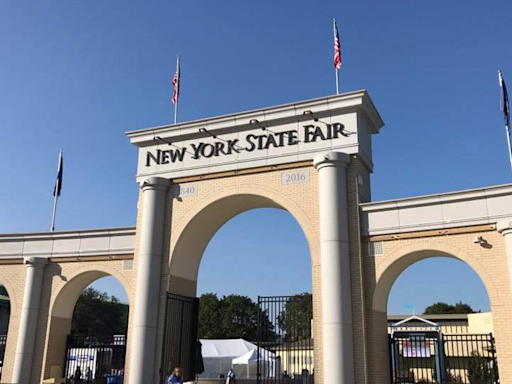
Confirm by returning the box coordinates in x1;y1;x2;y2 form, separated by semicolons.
198;293;223;339
423;301;477;315
219;295;260;340
277;293;313;341
71;287;128;338
198;293;275;341
467;351;496;384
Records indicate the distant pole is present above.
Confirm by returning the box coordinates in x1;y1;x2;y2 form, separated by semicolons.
333;19;341;95
335;65;340;95
50;149;63;232
174;56;180;124
505;122;512;179
50;187;58;232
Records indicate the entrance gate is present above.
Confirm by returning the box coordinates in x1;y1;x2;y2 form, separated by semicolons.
0;334;7;380
390;332;499;384
160;293;199;384
257;295;314;384
64;335;126;384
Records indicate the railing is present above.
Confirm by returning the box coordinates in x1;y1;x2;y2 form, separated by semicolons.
64;334;126;384
257;295;314;384
390;333;499;384
0;334;6;381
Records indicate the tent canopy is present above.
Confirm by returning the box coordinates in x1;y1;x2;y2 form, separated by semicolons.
200;339;258;358
232;348;275;364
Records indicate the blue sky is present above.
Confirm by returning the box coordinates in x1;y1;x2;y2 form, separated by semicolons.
1;0;507;313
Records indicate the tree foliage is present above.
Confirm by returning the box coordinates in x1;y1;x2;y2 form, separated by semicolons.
467;351;497;384
71;287;128;338
423;301;478;315
277;293;313;341
198;293;275;341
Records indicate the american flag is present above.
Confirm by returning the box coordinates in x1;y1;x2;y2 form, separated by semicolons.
172;65;180;105
333;19;342;70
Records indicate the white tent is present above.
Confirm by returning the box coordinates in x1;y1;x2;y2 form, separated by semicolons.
198;339;258;379
231;348;279;379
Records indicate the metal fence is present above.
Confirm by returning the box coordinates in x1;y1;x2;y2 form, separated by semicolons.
160;293;199;384
0;335;6;381
257;295;314;384
390;333;499;384
64;334;126;384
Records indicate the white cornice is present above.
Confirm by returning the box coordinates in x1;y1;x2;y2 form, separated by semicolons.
0;226;136;260
360;184;512;236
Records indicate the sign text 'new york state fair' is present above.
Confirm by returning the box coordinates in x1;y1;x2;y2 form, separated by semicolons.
146;122;348;166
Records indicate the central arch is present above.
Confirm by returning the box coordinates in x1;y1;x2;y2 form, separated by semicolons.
169;185;320;288
163;183;323;382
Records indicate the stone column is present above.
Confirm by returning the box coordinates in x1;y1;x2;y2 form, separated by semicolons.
313;152;354;384
498;218;512;299
129;177;170;384
11;256;48;384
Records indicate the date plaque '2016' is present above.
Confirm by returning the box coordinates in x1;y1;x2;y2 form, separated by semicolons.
282;170;310;185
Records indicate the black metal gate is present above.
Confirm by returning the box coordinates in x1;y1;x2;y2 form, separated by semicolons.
257;294;314;384
390;332;499;384
160;293;199;384
64;334;126;384
0;334;7;381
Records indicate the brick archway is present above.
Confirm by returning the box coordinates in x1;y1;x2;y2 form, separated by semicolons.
372;241;501;313
42;266;132;382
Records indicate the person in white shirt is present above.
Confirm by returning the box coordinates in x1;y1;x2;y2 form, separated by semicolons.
226;368;236;384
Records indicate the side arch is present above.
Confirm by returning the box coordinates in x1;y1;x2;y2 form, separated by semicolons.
42;264;132;381
372;241;501;312
0;270;19;316
50;264;131;318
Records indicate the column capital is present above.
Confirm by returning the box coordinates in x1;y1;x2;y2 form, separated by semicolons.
23;257;48;267
313;151;350;170
140;177;170;192
497;218;512;236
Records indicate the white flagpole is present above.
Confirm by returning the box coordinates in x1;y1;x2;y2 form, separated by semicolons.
174;56;180;124
505;123;512;179
50;149;62;232
333;19;340;95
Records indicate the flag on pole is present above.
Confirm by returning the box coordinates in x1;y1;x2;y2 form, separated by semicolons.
333;19;342;70
171;60;180;105
53;149;63;197
51;149;63;231
499;70;510;126
498;70;512;180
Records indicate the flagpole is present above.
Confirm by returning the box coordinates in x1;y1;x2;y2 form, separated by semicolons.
333;19;340;95
50;149;62;232
335;69;340;95
174;56;180;124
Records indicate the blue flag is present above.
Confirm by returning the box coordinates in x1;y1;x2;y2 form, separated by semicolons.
53;150;63;197
499;70;510;127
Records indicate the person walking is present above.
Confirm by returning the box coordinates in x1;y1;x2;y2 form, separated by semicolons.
85;366;93;383
73;366;82;384
168;367;183;384
226;368;236;384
